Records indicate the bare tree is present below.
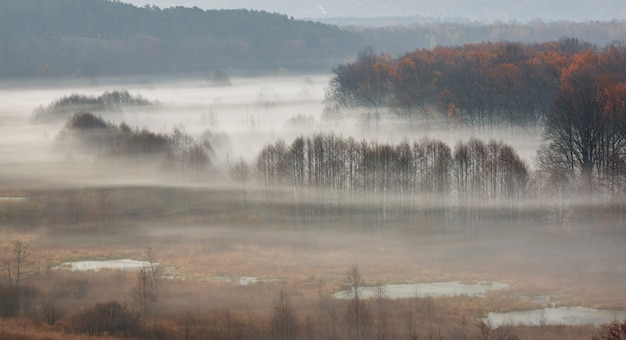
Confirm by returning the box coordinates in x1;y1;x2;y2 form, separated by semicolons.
317;278;339;340
133;267;157;318
346;264;369;340
269;288;299;340
144;245;161;292
478;319;493;340
539;52;626;194
40;296;64;325
230;158;251;207
5;240;36;289
536;308;548;333
375;281;389;340
132;246;161;318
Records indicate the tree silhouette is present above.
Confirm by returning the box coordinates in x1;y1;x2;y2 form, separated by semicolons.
540;51;626;194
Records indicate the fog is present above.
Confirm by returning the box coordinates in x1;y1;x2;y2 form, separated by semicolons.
0;75;331;187
0;74;624;338
0;75;546;187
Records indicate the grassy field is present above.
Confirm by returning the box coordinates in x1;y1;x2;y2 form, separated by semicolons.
0;186;623;339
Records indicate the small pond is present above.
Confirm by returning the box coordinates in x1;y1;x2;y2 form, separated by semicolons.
486;306;626;326
334;281;509;299
54;259;155;272
238;276;258;285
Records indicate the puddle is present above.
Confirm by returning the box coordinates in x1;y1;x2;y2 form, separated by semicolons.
237;276;284;285
334;281;509;299
54;259;156;272
486;307;626;326
238;276;258;285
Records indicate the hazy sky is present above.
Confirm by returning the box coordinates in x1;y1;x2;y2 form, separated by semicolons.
123;0;626;22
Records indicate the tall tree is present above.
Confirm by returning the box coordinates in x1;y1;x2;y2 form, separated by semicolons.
540;52;613;193
345;264;369;340
326;47;394;113
268;289;299;340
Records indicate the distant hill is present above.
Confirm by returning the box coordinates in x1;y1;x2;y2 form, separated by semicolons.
1;0;626;78
0;0;361;77
123;0;626;23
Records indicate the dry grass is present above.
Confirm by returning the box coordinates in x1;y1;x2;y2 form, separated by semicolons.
0;193;622;339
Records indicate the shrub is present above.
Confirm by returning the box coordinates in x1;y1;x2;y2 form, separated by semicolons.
71;300;140;336
593;319;626;340
40;297;64;325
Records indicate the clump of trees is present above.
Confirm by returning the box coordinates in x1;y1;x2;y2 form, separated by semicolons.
326;40;626;201
32;90;155;123
55;112;212;172
209;69;232;86
71;300;141;336
326;39;626;130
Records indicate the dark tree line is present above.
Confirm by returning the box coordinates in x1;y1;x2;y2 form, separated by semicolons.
350;19;626;57
4;0;626;77
326;40;626;130
0;0;358;77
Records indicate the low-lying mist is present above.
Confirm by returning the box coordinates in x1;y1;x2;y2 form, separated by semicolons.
0;74;545;187
0;74;624;339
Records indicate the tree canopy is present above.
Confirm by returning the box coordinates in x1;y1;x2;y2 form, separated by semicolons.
327;40;626;129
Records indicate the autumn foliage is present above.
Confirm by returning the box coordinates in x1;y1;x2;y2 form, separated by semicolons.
327;39;626;129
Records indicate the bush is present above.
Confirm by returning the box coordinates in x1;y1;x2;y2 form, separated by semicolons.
593;319;626;340
71;300;141;336
40;297;64;325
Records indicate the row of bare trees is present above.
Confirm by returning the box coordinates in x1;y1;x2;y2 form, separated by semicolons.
249;134;527;200
230;134;534;226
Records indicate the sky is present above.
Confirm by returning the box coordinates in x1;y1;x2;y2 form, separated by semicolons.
122;0;626;22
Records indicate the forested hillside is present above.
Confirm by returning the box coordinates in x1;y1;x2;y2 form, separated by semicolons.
2;0;626;78
0;0;360;77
